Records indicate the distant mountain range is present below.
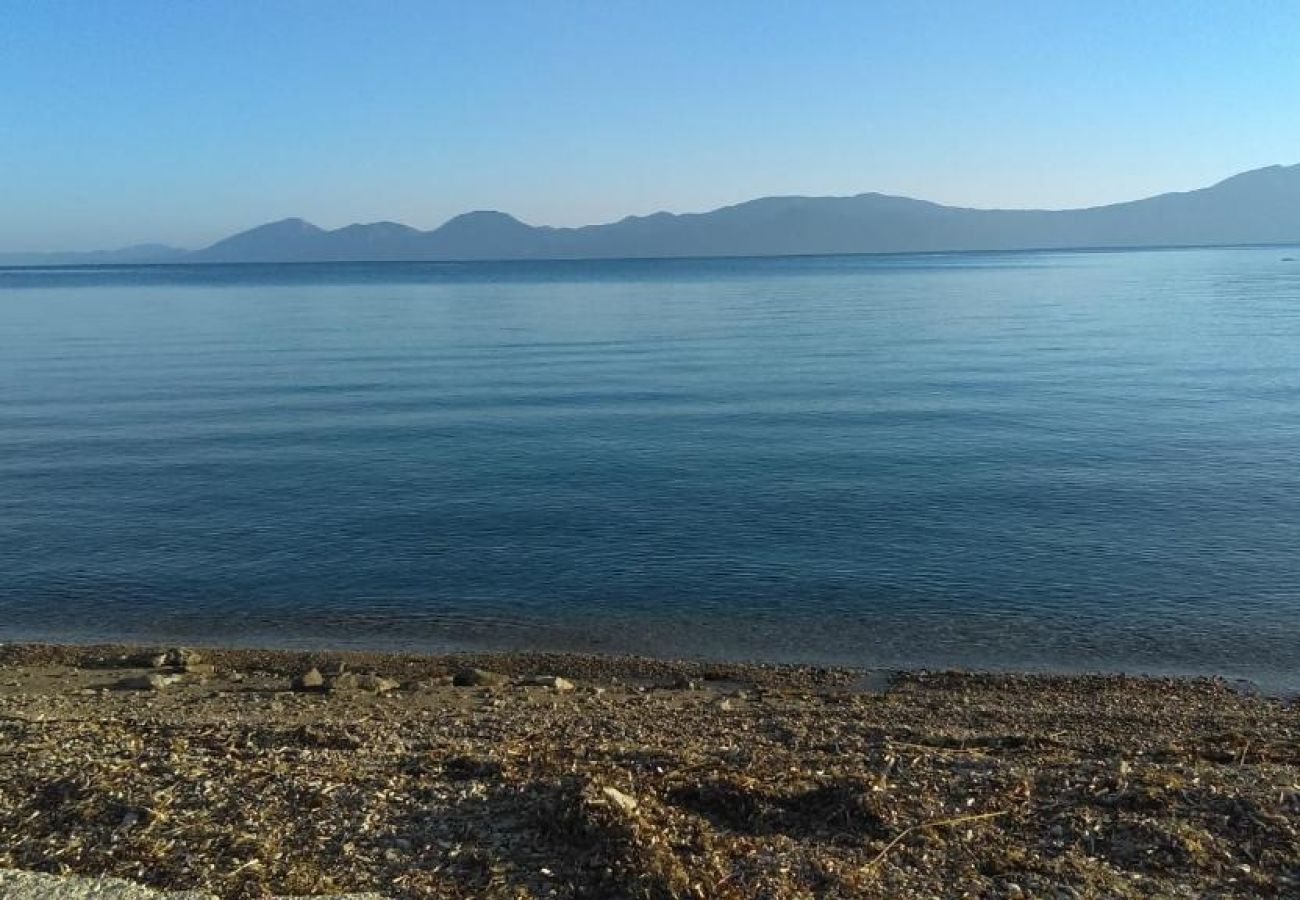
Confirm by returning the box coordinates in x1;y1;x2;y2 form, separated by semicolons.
0;244;189;268
6;165;1300;266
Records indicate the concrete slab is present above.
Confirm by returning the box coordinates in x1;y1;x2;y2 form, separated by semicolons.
0;870;387;900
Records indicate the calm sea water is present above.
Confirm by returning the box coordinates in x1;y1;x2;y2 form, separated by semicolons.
3;248;1300;689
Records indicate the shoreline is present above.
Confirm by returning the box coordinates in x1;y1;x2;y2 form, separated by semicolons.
2;632;1292;698
2;641;1297;898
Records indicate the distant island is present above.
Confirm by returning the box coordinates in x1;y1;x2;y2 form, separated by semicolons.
5;164;1299;266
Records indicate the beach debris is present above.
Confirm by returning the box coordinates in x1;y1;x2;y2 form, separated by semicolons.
125;648;203;670
328;672;398;694
113;672;179;691
164;647;202;667
522;674;576;692
442;755;504;780
1;644;1296;899
296;723;364;750
127;651;170;669
452;667;507;687
292;667;326;692
598;785;639;815
400;675;455;691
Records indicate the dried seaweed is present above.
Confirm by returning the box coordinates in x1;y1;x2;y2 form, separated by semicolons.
0;643;1297;898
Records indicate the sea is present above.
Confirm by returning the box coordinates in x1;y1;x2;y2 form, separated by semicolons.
3;246;1300;691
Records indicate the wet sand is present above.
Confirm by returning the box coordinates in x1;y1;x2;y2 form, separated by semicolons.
0;642;1297;898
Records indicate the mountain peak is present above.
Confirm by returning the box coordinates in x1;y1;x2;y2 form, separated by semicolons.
1209;163;1300;190
191;217;328;262
439;210;527;228
334;221;420;235
259;217;322;231
217;217;325;240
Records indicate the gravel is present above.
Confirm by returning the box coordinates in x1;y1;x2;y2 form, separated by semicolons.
1;642;1296;898
0;868;387;898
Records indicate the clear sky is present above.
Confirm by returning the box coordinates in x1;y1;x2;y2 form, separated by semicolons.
2;0;1298;252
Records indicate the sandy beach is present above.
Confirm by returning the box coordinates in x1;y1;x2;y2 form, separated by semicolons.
0;642;1296;899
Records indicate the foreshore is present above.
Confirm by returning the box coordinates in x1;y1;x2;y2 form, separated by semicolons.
1;642;1296;899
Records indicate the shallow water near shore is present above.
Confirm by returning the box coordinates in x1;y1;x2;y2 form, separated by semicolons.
3;247;1300;691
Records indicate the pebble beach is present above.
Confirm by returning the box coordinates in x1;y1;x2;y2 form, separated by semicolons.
1;642;1297;899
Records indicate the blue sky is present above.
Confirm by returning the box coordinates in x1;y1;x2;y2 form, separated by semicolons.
2;0;1298;251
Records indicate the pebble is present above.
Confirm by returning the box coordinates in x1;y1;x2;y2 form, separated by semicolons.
114;673;178;692
328;672;399;694
164;648;203;668
600;785;639;814
523;675;576;692
453;667;507;687
292;668;326;692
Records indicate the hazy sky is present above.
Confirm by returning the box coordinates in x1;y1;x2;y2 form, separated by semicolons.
2;0;1298;251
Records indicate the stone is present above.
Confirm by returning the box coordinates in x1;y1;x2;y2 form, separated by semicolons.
292;667;326;692
329;672;398;694
452;667;507;687
164;648;202;667
600;786;639;815
114;673;178;692
401;675;455;691
522;675;575;692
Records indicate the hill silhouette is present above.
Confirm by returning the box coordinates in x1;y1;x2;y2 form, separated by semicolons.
191;165;1300;262
11;165;1300;265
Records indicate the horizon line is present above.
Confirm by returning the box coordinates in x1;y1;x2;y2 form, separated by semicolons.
4;238;1300;274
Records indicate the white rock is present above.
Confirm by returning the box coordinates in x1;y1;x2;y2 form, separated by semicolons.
600;785;639;814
